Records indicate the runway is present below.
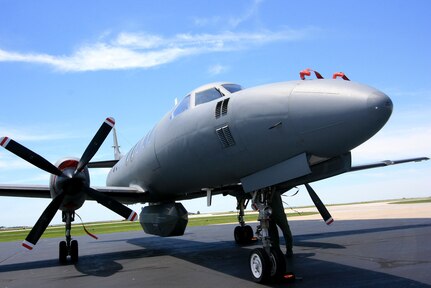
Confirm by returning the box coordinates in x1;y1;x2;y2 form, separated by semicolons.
1;202;430;287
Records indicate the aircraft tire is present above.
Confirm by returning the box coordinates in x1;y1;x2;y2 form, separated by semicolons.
234;226;252;245
244;225;253;241
234;226;243;244
59;241;67;264
249;248;271;283
269;247;286;281
70;240;79;263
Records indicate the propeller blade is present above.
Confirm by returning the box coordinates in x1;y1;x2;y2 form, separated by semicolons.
22;193;66;250
75;117;115;174
84;187;138;221
0;137;63;176
304;183;334;225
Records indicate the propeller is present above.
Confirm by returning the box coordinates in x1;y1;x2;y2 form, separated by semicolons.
0;137;63;176
85;187;137;221
1;117;138;250
22;193;66;250
304;183;334;225
75;117;115;174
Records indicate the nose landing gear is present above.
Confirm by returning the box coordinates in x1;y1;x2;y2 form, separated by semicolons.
59;211;78;264
248;189;288;283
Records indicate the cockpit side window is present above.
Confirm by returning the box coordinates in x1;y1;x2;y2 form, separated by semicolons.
222;84;242;94
195;88;223;106
172;94;191;118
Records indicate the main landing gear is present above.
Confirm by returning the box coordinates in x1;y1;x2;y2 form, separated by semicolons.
248;189;287;283
59;211;78;264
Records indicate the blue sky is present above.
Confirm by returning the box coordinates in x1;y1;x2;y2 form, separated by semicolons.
0;0;430;227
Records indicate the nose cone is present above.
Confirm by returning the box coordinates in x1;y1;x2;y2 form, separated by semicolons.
367;91;393;126
288;80;394;157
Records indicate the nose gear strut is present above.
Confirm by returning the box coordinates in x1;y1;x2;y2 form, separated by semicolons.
59;211;78;263
248;188;288;283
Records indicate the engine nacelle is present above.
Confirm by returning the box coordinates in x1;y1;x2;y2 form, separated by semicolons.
139;202;188;237
49;157;90;212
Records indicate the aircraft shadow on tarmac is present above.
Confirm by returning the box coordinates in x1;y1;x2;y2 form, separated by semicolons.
1;219;430;287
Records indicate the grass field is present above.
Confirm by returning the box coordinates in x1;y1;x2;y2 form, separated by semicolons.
389;198;431;204
0;211;317;243
2;197;429;243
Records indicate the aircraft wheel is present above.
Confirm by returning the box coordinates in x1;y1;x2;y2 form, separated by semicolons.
234;226;244;244
249;248;271;283
70;240;79;263
269;247;286;281
244;225;253;241
235;225;254;245
59;241;67;264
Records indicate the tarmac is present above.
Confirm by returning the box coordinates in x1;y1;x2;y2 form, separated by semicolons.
0;201;430;287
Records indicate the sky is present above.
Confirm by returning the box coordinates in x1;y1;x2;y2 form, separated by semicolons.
0;0;430;227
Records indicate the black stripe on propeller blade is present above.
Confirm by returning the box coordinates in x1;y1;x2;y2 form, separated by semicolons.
0;137;63;176
84;187;138;221
304;183;334;225
22;193;66;250
75;117;115;174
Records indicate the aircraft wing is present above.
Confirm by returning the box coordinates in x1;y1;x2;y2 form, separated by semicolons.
0;184;51;199
91;186;148;204
87;160;118;168
0;157;427;204
349;157;429;172
0;181;240;205
0;184;147;204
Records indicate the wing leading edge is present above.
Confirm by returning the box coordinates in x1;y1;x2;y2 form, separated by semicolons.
349;157;429;172
0;157;428;204
0;184;147;204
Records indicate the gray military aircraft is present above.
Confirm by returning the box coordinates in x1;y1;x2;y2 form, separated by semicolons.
0;69;428;283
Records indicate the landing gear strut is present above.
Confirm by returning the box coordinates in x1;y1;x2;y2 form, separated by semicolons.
59;211;78;264
249;188;286;283
234;197;254;245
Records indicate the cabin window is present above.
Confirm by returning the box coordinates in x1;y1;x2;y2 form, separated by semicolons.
195;88;223;106
172;94;191;118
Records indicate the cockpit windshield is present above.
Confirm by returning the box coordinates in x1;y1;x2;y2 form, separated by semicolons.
171;94;190;118
195;88;223;106
171;83;243;120
222;83;242;94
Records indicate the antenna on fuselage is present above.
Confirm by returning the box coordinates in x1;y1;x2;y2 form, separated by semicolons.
112;127;122;160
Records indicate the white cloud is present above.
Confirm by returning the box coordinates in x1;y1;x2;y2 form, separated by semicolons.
194;0;263;29
194;16;222;27
0;124;75;142
0;172;49;184
208;64;229;75
0;27;316;72
0;156;34;170
114;33;164;49
228;0;263;28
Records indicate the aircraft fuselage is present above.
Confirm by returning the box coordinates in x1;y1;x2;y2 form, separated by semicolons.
107;79;393;201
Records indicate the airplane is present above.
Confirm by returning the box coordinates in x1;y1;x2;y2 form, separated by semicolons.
0;68;428;283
